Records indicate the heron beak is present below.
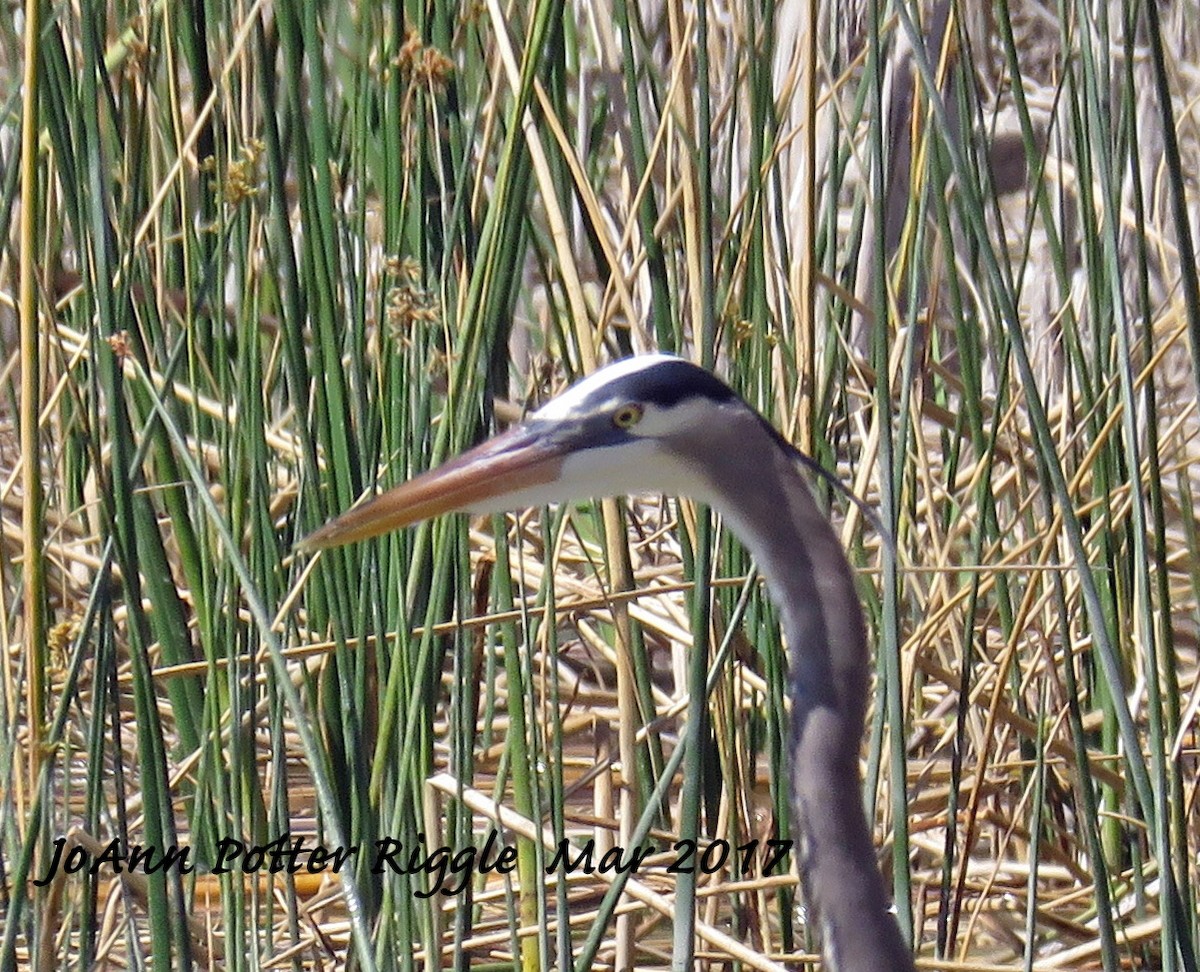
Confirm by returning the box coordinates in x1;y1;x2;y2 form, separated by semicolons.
296;424;566;552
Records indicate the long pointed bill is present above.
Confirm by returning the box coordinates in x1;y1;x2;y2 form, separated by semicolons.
296;425;567;552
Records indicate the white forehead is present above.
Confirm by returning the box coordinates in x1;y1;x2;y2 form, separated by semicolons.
533;353;683;421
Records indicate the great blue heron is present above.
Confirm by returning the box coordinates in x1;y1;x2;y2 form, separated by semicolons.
301;354;916;971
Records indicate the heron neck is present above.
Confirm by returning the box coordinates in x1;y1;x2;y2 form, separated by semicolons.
711;443;915;972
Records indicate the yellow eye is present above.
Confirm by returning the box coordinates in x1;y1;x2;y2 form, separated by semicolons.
612;403;643;429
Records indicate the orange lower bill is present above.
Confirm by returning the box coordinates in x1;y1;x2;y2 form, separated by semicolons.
296;426;564;552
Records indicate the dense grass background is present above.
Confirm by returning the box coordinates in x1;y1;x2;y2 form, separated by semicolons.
2;0;1199;969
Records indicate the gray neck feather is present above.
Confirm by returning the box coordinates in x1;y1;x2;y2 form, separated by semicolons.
689;411;915;972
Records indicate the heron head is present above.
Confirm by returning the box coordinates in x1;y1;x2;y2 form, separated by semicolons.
298;354;751;551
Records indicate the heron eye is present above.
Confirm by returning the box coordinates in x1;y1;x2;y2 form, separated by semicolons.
612;403;644;429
